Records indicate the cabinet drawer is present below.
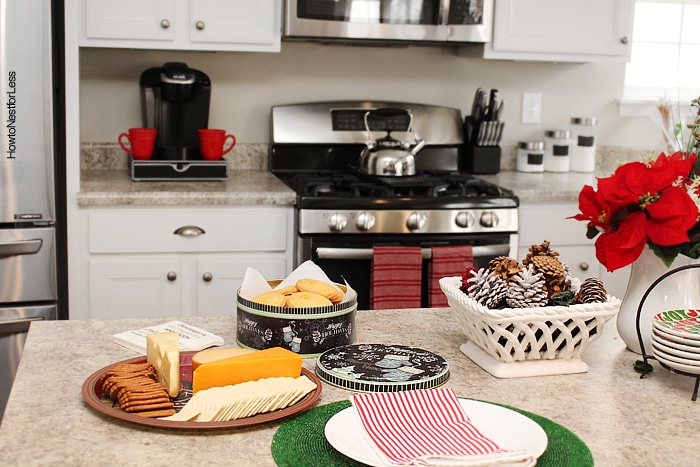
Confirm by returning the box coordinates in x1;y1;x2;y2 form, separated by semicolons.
519;203;589;246
89;208;289;254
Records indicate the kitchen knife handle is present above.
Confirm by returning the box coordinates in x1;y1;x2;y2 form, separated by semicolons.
0;239;42;257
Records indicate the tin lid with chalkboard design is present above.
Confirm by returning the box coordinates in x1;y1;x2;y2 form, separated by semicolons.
315;344;449;392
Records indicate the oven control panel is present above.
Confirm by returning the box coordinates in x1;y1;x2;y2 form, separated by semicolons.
299;208;518;235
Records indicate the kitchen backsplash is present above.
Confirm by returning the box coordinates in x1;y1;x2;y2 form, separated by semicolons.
81;143;646;174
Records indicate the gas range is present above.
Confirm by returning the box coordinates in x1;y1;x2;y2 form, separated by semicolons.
269;100;519;308
270;101;518;237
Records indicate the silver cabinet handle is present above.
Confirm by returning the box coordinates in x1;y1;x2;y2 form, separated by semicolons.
579;262;589;271
0;239;42;257
195;20;205;30
160;19;170;29
173;226;206;237
620;36;629;44
167;271;177;281
0;317;45;334
202;272;213;282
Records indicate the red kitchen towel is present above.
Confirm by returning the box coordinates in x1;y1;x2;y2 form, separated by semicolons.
370;246;423;310
428;245;474;307
351;388;535;466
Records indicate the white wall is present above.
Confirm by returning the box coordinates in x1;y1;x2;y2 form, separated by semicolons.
79;42;663;150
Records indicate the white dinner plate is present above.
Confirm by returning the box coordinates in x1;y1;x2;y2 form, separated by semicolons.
324;399;548;467
652;330;700;352
651;334;700;361
653;351;700;375
652;325;700;348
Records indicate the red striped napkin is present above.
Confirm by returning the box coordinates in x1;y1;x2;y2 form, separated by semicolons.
370;246;423;310
351;388;535;466
428;246;474;307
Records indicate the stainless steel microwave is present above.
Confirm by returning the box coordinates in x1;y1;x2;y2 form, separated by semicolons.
284;0;493;45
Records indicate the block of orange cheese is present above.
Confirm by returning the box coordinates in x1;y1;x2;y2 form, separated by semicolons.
192;347;302;394
191;347;256;372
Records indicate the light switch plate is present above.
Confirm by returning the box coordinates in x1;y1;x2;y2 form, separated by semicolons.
521;93;542;124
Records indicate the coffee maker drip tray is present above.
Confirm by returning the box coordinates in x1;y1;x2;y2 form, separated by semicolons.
130;158;229;181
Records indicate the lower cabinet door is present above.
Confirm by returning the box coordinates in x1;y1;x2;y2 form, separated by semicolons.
89;257;183;320
196;256;288;317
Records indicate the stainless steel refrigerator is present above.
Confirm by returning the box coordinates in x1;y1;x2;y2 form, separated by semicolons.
0;0;66;423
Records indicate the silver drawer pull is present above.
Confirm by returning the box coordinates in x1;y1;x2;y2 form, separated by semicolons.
173;226;206;237
315;244;511;260
0;239;42;257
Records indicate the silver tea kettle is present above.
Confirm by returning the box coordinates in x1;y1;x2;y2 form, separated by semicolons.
359;108;425;177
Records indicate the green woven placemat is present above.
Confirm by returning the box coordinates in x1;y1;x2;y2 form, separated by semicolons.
271;400;593;467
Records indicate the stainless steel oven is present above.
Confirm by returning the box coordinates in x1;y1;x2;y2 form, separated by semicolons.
284;0;493;45
270;101;519;310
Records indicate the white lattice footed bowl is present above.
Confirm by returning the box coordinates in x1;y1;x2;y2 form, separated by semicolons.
439;276;621;377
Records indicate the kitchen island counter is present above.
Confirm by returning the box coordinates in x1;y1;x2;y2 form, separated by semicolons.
0;308;696;466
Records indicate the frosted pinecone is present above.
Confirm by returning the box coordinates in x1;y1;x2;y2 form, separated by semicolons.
465;268;508;308
561;261;581;293
506;264;549;308
577;277;607;304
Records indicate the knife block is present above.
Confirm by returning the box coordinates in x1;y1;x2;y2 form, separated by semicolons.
461;144;501;174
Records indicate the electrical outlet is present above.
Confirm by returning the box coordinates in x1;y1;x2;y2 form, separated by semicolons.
521;93;542;124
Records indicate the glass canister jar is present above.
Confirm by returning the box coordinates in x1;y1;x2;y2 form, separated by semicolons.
516;141;545;172
570;117;597;172
543;129;571;172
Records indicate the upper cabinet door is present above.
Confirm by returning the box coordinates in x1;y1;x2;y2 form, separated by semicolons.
80;0;281;52
84;0;176;41
189;0;277;46
483;0;634;62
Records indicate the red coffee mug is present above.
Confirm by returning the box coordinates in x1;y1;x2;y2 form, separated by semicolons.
118;128;157;160
199;129;236;161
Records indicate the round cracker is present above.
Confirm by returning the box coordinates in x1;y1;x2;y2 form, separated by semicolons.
251;291;287;307
286;291;332;308
295;278;343;302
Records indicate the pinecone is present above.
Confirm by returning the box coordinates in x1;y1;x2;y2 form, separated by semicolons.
530;255;571;295
561;261;582;294
522;240;560;266
488;256;522;283
460;266;479;293
506;264;548;308
465;268;508;308
577;277;608;303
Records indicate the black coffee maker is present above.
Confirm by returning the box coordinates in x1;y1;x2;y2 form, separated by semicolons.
139;62;211;160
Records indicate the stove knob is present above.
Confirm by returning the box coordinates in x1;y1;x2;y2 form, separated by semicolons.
480;211;499;228
406;212;427;231
355;211;376;232
455;211;476;228
328;212;348;232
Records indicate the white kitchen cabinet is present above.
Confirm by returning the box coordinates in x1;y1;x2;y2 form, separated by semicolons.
463;0;634;62
80;0;281;52
518;202;629;299
81;206;293;320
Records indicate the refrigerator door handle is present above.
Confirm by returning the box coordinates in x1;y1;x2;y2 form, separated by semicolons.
0;316;45;334
0;239;43;257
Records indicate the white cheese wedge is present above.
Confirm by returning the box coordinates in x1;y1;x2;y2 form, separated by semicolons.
146;332;180;398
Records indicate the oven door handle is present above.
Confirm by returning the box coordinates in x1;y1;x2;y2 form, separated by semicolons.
315;244;511;260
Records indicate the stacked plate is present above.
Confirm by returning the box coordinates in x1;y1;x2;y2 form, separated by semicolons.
651;310;700;374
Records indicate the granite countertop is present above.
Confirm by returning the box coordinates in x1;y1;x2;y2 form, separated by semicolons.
0;309;696;466
78;143;638;206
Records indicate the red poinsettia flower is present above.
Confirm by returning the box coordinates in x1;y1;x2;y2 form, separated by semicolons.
571;151;700;272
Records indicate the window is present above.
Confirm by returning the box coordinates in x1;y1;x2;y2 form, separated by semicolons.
624;0;700;102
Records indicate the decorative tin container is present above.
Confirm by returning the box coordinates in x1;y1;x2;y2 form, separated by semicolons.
315;344;450;392
236;282;357;358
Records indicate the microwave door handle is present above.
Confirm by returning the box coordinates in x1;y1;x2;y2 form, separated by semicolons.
0;239;43;257
315;244;511;260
